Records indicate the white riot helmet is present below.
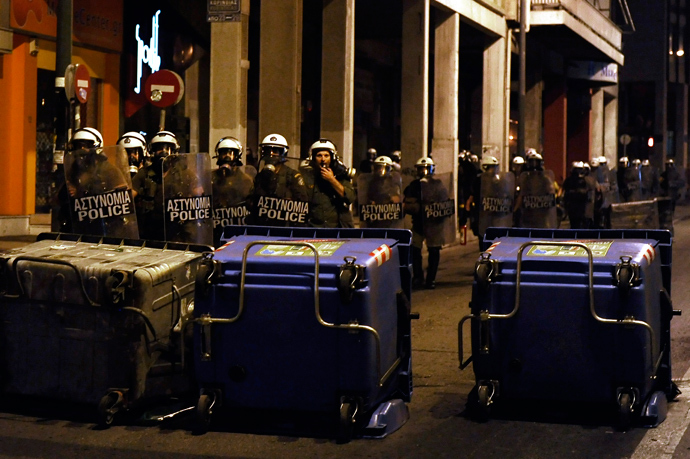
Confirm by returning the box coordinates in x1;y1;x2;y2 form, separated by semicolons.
571;161;586;178
118;132;148;154
215;136;243;167
260;133;289;159
642;159;651;167
390;150;402;163
619;156;630;168
598;156;608;166
512;156;525;165
415;156;435;177
70;127;104;151
481;155;499;171
150;130;180;156
526;150;544;171
373;155;393;177
309;138;337;161
590;158;600;168
367;148;378;160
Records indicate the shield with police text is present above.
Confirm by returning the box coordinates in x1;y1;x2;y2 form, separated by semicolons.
212;166;254;245
517;170;557;228
65;146;139;239
420;175;455;247
357;172;404;228
162;153;213;245
251;157;310;226
479;171;515;236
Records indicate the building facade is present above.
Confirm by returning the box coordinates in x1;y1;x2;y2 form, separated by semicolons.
0;0;629;237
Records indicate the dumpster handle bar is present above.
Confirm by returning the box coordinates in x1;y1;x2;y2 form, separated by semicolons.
193;240;394;388
10;255;100;306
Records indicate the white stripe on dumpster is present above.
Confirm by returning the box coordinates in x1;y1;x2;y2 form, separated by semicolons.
631;366;690;459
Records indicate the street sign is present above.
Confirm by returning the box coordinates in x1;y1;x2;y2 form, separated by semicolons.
144;70;185;108
620;134;632;146
64;64;91;104
74;64;91;104
207;0;240;22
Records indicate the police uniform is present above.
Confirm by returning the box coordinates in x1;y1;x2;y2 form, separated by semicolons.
304;167;355;228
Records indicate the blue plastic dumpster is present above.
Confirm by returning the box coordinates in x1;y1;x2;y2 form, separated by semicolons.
459;228;679;429
192;226;415;441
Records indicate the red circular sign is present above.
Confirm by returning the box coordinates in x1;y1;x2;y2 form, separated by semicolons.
144;70;185;108
74;64;91;104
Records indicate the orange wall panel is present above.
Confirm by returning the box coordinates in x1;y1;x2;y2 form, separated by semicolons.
0;35;37;215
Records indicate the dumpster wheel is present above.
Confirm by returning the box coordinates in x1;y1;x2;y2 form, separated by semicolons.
97;391;124;427
193;393;214;435
476;384;493;421
618;392;634;431
337;400;357;444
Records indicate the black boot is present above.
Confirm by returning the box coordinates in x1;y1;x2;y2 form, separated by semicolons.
426;247;440;289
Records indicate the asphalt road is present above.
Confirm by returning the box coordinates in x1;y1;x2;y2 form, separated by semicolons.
2;209;690;458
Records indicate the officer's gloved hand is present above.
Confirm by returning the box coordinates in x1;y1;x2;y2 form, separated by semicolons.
257;164;277;195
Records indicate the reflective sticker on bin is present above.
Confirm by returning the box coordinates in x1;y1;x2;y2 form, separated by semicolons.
484;242;500;253
636;244;656;265
526;240;613;257
257;241;345;257
215;240;235;252
370;244;392;266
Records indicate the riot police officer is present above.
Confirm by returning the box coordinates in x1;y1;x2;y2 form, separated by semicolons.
660;158;686;211
404;157;452;290
358;156;403;229
211;136;254;245
117;132;148;177
302;139;355;228
249;133;309;226
563;161;597;229
514;151;558;228
469;155;515;246
132;131;206;242
640;159;660;199
359;148;378;174
618;156;643;202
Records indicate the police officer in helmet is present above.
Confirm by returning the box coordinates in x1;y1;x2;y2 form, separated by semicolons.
404;156;451;290
303;138;355;228
117;131;148;177
248;133;309;226
211;136;254;245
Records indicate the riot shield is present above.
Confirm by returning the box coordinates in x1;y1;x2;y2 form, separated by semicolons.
640;166;660;199
212;166;254;245
420;175;455;247
596;164;619;206
656;197;674;234
610;200;659;229
65;146;139;239
250;157;310;226
357;173;404;228
478;171;515;236
517;170;557;228
162;153;213;245
621;167;643;202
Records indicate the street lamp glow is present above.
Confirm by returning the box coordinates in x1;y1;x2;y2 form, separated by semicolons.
678;49;685;57
648;137;654;148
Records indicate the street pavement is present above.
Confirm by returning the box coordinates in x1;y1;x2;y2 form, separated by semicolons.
2;205;690;457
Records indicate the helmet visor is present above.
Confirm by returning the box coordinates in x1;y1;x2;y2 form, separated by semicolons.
261;145;287;157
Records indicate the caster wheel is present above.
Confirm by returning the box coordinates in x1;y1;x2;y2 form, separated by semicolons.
193;394;213;435
98;391;123;427
618;392;633;431
476;384;492;421
337;401;356;444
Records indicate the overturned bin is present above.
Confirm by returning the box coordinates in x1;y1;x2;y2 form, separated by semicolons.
0;233;211;425
459;227;680;429
192;226;416;442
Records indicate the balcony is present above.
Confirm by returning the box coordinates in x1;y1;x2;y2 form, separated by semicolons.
529;0;624;64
